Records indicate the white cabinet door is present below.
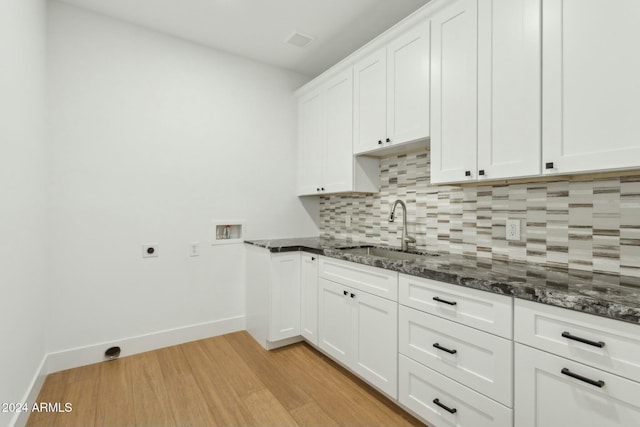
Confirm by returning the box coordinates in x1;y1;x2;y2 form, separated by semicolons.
300;253;319;346
477;0;541;180
297;90;324;195
515;344;640;427
323;69;354;193
269;253;301;341
386;20;430;147
353;48;387;154
318;278;351;365
352;290;398;398
430;0;478;183
542;0;640;175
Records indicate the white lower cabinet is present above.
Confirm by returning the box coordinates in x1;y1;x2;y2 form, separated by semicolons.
251;250;640;427
300;253;319;345
245;244;301;350
515;343;640;427
514;299;640;427
318;276;398;398
269;253;302;342
400;355;513;427
352;289;398;397
318;278;352;364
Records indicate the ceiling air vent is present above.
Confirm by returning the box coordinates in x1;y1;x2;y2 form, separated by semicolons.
284;31;314;48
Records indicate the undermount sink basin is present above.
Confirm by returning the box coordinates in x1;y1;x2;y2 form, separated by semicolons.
341;246;439;261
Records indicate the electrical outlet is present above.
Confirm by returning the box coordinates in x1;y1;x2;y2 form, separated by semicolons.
345;215;352;227
506;219;521;241
189;242;200;257
142;244;158;258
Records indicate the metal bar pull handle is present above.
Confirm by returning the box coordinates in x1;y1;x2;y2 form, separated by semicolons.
561;331;605;348
433;343;457;355
561;368;605;388
433;398;457;414
433;296;457;306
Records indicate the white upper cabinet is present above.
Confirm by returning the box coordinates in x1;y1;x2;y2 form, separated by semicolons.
297;69;379;196
431;0;541;184
354;20;430;155
477;0;541;180
354;48;387;154
387;21;431;149
430;0;478;183
542;0;640;175
297;89;323;195
323;71;355;192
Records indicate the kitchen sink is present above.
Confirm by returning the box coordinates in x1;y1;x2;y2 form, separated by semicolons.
340;246;439;261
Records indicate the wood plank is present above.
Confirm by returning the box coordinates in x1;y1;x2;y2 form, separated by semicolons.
268;344;379;427
242;388;299;427
181;340;257;426
129;352;176;427
65;362;100;384
163;373;219;427
53;373;99;427
272;343;423;427
199;334;263;398
289;402;340;427
223;331;313;411
26;371;69;427
95;358;135;427
154;343;219;426
154;344;192;379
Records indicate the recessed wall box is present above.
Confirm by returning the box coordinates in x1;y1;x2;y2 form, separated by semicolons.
212;220;245;245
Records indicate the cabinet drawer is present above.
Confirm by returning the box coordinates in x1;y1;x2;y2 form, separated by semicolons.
515;343;640;427
319;256;398;301
399;306;512;407
399;355;513;427
515;299;640;382
399;274;513;338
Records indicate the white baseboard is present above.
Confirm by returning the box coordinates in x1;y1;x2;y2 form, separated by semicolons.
11;355;48;427
46;315;246;373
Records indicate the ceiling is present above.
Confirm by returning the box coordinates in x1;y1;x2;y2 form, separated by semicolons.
55;0;431;77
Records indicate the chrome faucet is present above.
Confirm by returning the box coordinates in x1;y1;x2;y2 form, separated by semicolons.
389;199;416;251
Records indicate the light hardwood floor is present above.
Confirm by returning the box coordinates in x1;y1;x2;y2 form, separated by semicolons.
27;331;425;427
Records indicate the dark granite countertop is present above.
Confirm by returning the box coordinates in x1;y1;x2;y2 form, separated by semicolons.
245;237;640;325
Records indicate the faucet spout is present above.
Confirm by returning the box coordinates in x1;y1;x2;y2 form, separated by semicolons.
388;199;415;251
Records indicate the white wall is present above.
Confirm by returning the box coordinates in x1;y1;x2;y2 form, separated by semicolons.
47;2;318;353
0;0;48;425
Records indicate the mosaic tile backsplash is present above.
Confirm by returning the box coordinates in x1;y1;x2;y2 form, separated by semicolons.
319;150;640;277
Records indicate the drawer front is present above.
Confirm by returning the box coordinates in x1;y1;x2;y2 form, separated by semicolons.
399;274;513;338
399;306;513;407
515;343;640;427
515;299;640;381
399;355;513;427
319;256;398;301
